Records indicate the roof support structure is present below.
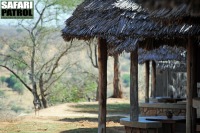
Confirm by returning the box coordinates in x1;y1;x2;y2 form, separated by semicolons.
151;61;156;98
130;47;139;121
97;38;108;133
145;60;150;103
186;37;197;133
197;45;200;83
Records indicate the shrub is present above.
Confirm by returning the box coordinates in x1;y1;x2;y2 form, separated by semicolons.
11;105;25;113
47;80;97;105
122;74;130;87
5;75;17;88
13;83;24;94
0;90;4;97
5;75;24;94
0;76;6;83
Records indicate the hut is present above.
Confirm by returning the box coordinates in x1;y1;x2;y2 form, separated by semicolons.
62;0;200;132
138;45;186;102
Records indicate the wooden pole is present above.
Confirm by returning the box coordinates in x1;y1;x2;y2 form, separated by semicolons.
151;61;156;98
97;38;108;133
192;40;197;133
186;38;197;133
145;61;150;103
197;45;200;83
130;47;139;121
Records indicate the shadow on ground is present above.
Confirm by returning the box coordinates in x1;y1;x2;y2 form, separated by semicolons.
60;126;124;133
59;116;125;123
68;103;130;114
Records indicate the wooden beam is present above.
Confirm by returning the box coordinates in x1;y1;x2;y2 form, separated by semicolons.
130;47;139;121
151;61;156;98
192;39;197;133
197;45;200;83
97;38;108;133
145;61;150;103
186;38;197;133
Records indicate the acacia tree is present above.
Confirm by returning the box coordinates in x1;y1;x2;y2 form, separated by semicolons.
85;40;99;100
112;54;123;98
86;40;123;100
0;0;81;108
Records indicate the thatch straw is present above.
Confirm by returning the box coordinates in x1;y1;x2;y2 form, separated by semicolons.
62;0;200;54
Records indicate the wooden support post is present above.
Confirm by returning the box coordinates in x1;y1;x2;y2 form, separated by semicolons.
97;38;108;133
151;61;156;98
186;38;197;133
130;47;139;121
197;45;200;83
192;39;198;133
145;61;150;103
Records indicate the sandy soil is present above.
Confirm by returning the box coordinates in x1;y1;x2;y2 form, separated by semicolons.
0;98;129;133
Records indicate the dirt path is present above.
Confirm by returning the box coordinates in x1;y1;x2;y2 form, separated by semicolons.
30;98;129;118
0;98;129;133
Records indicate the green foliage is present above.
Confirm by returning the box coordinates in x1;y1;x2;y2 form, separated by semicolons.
11;105;25;113
5;75;17;88
15;62;27;71
4;75;24;94
122;74;130;87
54;0;83;9
0;90;4;97
48;80;97;105
0;76;6;83
13;83;24;94
16;28;23;33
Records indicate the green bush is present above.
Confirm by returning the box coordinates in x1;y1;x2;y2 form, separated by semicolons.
5;75;24;94
11;105;25;113
48;80;97;105
0;90;4;97
0;76;6;83
13;83;24;94
5;75;17;88
122;74;130;87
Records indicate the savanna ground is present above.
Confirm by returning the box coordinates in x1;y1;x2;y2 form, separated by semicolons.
0;98;130;133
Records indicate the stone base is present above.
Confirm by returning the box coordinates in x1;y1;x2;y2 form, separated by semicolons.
124;126;160;133
120;117;162;133
140;103;186;116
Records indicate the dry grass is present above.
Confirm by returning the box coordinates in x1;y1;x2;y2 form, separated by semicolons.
0;99;128;133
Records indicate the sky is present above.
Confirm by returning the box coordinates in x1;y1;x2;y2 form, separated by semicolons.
0;2;73;27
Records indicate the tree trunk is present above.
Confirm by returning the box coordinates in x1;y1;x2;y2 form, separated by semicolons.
32;82;41;108
39;74;48;108
31;46;41;108
130;48;139;121
151;61;156;98
112;54;122;98
97;38;107;133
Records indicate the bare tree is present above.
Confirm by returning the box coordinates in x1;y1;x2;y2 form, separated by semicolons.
0;0;79;108
85;40;99;100
86;40;123;100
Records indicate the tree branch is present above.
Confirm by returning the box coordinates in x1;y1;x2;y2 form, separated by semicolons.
86;41;98;68
44;42;73;83
0;65;32;92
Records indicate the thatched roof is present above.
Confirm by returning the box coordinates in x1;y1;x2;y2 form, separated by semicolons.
62;0;200;54
138;45;186;64
156;61;186;72
135;0;200;17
